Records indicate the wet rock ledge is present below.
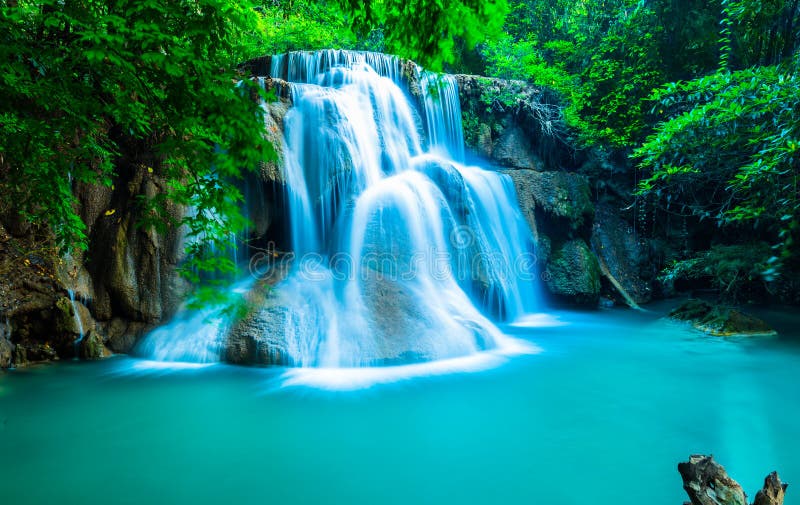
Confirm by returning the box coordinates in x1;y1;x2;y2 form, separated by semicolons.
670;300;777;337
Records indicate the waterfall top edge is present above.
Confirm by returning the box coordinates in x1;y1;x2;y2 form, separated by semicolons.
266;49;416;85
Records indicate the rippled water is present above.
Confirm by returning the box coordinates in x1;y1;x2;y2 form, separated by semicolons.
1;303;798;505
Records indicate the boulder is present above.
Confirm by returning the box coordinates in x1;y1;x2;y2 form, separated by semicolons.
545;239;601;306
229;278;425;367
225;267;293;366
79;330;112;360
670;299;776;337
361;271;451;364
225;264;496;366
54;296;94;339
0;334;13;369
13;341;58;364
226;299;292;366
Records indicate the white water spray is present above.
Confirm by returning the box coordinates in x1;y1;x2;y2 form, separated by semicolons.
137;50;541;370
68;289;86;358
269;50;539;367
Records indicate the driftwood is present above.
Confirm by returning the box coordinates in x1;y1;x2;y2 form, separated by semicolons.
679;455;787;505
754;473;788;505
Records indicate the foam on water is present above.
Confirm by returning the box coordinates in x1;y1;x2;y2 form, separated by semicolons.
279;335;540;391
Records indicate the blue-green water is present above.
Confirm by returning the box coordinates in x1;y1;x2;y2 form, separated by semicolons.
1;304;798;505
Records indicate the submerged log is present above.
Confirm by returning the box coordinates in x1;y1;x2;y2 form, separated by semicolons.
678;455;787;505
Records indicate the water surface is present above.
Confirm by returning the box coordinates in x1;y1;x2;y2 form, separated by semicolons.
1;303;798;505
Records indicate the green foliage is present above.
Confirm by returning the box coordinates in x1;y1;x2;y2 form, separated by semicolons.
2;0;798;306
480;0;799;294
476;77;518;109
635;62;800;262
482;0;725;146
660;243;775;302
721;0;800;68
461;111;482;147
577;3;667;146
248;1;357;56
338;0;509;70
0;0;275;291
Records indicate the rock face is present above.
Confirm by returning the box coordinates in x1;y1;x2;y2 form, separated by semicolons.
88;167;188;325
0;322;13;368
678;455;787;505
670;299;777;336
591;202;653;305
456;75;570;171
0;71;291;367
259;100;291;186
459;72;660;307
4;281;71;363
504;169;593;235
503;168;600;305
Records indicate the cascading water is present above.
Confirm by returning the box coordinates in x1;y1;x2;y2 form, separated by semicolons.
136;50;540;372
68;289;86;358
134;279;254;364
267;50;539;368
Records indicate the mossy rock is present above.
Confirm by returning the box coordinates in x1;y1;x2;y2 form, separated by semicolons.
531;171;593;228
670;299;776;336
79;331;112;360
0;336;13;368
669;299;713;322
545;239;601;306
504;170;594;235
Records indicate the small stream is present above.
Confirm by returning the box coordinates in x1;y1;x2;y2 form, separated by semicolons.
1;302;798;505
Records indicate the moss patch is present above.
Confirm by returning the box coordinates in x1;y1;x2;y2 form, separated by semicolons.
670;299;776;336
545;239;601;306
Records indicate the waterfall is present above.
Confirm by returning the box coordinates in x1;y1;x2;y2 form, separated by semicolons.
419;71;465;161
68;289;86;358
269;50;539;367
135;50;539;369
134;279;254;364
1;318;9;340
